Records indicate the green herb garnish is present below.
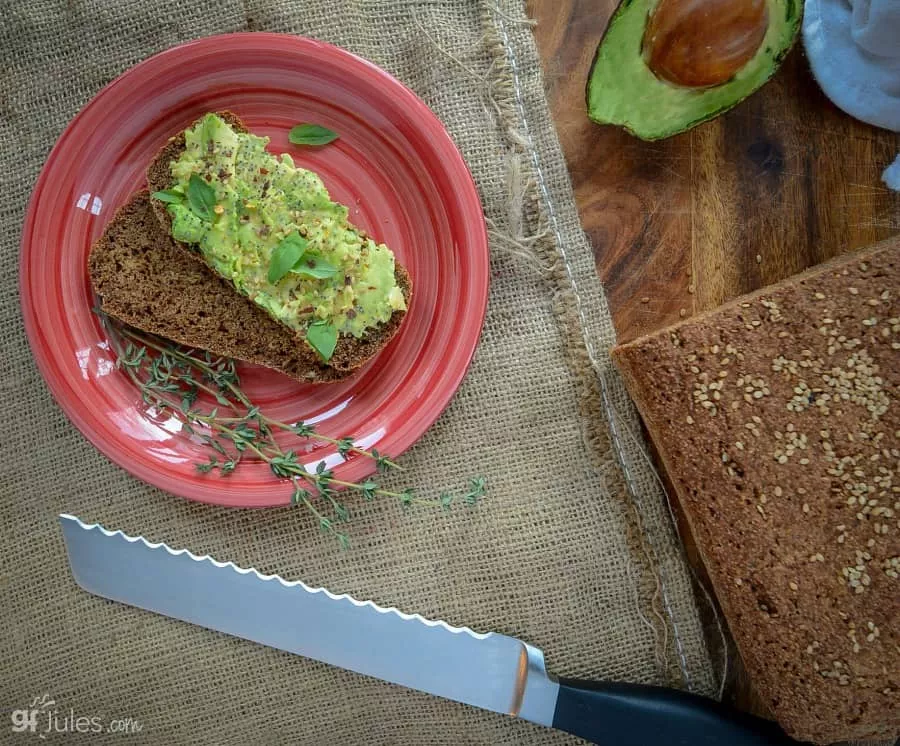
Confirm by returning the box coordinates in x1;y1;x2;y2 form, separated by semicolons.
291;252;338;280
268;235;337;285
101;316;482;548
267;232;309;284
289;124;339;146
306;320;338;360
151;188;184;204
186;173;217;221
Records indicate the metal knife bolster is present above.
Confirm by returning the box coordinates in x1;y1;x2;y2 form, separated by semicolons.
58;514;560;727
517;645;560;726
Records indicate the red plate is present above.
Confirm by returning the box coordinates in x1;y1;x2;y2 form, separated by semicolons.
20;33;489;507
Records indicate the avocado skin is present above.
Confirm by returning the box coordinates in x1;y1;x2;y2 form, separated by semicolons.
585;0;802;141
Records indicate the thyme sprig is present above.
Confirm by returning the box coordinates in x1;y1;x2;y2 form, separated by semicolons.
103;317;482;547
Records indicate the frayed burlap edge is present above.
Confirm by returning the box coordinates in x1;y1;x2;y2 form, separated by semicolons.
479;1;722;693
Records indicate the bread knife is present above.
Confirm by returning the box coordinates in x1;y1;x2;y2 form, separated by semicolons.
59;514;799;745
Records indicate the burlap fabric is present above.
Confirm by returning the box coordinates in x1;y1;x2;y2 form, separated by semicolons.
1;1;716;743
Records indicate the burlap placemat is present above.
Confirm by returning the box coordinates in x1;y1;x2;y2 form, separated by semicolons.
1;1;716;743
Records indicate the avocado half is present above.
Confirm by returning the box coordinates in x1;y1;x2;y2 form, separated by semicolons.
586;0;802;140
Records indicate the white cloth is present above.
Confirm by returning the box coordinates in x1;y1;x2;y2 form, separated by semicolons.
883;153;900;189
803;0;900;132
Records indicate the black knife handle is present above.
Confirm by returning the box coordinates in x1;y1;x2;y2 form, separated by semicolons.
552;679;801;746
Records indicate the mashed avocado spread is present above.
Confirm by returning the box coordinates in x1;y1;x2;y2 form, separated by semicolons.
155;113;406;361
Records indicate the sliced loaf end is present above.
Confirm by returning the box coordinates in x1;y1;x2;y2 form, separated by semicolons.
612;239;900;744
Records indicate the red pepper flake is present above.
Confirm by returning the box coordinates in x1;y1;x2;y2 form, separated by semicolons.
259;167;269;175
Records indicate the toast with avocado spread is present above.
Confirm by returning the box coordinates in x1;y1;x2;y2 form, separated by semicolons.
146;112;409;369
89;191;410;383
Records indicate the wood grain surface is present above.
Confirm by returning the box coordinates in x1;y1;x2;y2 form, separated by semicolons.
527;0;900;724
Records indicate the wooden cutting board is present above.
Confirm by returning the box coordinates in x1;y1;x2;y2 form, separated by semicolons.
528;0;900;720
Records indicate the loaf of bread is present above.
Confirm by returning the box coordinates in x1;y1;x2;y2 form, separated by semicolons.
612;238;899;744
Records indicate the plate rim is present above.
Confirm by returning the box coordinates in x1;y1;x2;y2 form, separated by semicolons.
19;31;489;508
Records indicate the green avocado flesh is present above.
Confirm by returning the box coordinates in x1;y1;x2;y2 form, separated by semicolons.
586;0;801;140
163;114;406;357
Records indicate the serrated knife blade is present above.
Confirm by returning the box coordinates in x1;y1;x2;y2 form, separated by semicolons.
59;514;794;746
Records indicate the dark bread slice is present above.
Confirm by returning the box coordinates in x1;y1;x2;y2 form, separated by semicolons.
89;191;410;384
612;238;900;744
146;111;410;374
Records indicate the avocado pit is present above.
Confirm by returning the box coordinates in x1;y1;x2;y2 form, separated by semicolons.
642;0;770;88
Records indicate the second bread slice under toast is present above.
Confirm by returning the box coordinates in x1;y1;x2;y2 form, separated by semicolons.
89;191;409;384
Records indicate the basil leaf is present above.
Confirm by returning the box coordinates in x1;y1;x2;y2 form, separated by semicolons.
187;173;217;221
268;233;309;284
151;189;184;204
289;124;339;146
306;321;338;361
291;252;338;280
